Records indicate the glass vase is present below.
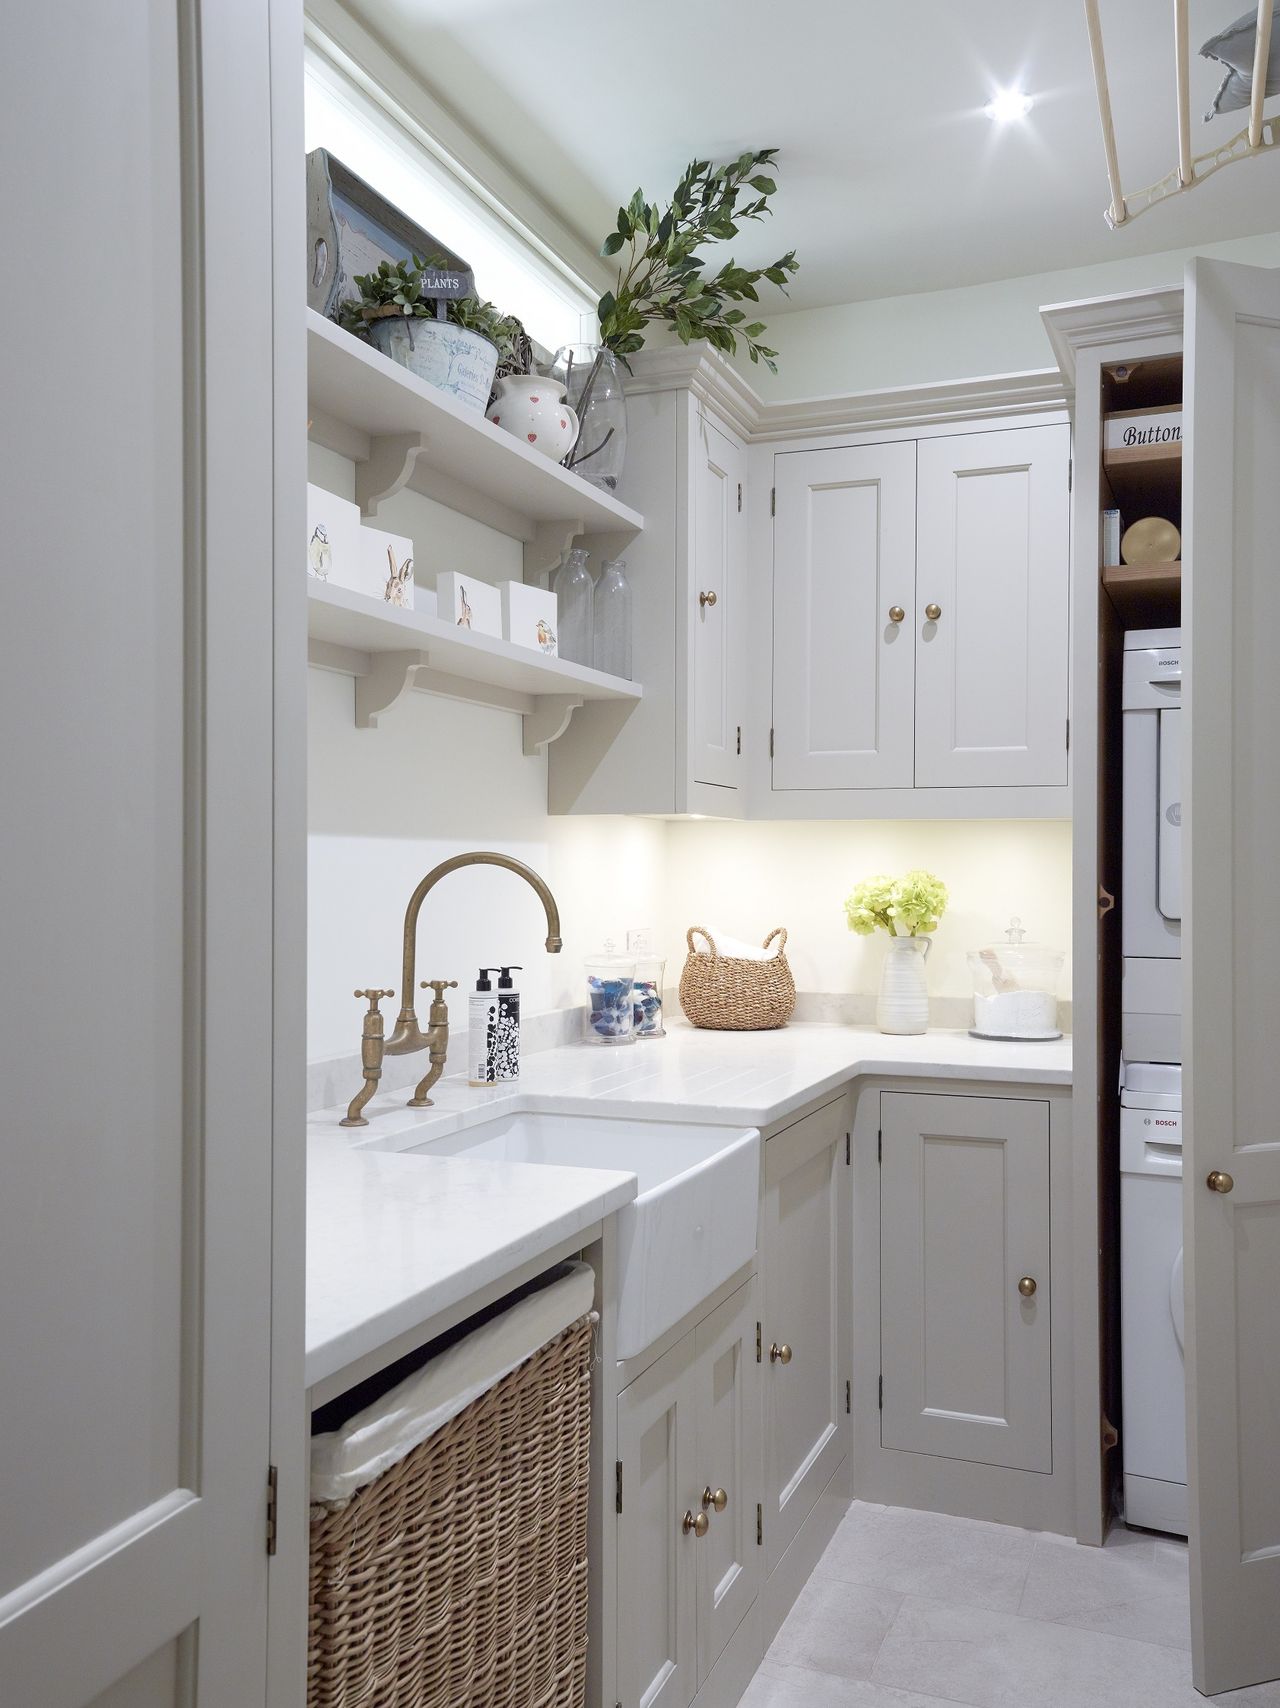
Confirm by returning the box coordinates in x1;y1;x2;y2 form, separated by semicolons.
552;547;594;667
585;949;637;1045
876;936;932;1035
552;343;628;492
593;557;632;680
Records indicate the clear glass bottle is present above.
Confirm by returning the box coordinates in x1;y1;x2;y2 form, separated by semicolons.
552;546;594;667
551;343;628;492
632;956;667;1038
593;556;632;680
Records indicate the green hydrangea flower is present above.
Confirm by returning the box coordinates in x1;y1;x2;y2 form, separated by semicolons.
844;869;948;937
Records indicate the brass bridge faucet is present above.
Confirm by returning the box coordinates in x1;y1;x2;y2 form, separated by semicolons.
341;852;563;1127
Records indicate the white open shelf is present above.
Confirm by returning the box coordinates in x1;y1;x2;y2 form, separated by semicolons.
308;581;642;754
307;310;643;580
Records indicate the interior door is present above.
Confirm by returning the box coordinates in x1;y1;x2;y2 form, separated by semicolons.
1183;256;1280;1697
914;424;1070;788
879;1094;1051;1473
771;441;916;789
617;1335;698;1708
761;1099;851;1572
694;1279;761;1686
0;5;295;1706
692;415;743;790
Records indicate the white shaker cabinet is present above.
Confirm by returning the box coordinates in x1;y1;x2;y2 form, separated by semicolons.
914;425;1070;787
760;1097;852;1573
879;1092;1052;1473
771;441;917;789
692;416;746;789
616;1278;761;1708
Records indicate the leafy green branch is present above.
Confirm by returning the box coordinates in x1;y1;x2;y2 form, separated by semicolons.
596;149;799;371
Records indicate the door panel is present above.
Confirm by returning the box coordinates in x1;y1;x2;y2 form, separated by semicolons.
0;5;287;1704
762;1100;851;1571
915;425;1069;787
692;416;743;789
772;442;916;789
694;1279;761;1686
1184;255;1280;1696
617;1336;697;1708
880;1093;1051;1472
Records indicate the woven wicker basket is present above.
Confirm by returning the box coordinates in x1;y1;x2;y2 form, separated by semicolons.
678;926;796;1031
308;1312;596;1708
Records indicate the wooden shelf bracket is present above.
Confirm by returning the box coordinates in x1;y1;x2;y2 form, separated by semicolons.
355;431;430;518
353;648;434;728
522;694;584;757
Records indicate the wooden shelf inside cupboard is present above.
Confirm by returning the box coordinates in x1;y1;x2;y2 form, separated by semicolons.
1101;439;1182;519
306;309;644;579
1101;561;1181;626
307;580;642;753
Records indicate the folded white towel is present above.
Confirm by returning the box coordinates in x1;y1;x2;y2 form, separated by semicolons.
693;927;776;961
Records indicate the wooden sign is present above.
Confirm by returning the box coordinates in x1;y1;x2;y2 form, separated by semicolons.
1103;405;1182;453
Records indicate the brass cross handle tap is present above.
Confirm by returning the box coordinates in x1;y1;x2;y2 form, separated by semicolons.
421;979;459;999
340;989;396;1128
356;988;395;1010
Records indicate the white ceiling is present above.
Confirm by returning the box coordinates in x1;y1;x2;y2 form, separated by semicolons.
345;0;1280;311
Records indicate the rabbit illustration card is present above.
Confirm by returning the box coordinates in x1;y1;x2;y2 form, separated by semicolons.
436;572;501;637
356;524;415;609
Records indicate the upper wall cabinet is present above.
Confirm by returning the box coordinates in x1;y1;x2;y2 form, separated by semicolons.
549;367;748;817
914;426;1070;788
770;422;1071;806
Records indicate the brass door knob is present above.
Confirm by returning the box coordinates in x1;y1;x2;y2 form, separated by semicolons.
925;602;942;621
682;1509;710;1537
769;1342;793;1365
888;605;905;624
702;1486;728;1513
1207;1170;1235;1194
1018;1276;1038;1298
699;590;718;608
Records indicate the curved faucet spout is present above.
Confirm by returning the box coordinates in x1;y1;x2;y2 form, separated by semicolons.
385;851;562;1054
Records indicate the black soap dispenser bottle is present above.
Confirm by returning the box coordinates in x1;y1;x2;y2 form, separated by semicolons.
468;965;523;1086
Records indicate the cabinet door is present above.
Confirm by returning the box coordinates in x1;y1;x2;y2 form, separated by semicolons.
694;1279;761;1686
761;1099;851;1573
914;424;1070;788
772;441;917;789
692;415;744;789
880;1092;1051;1472
617;1334;698;1708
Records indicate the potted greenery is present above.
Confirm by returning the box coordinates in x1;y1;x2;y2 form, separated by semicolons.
554;149;800;489
336;257;530;413
844;870;949;1035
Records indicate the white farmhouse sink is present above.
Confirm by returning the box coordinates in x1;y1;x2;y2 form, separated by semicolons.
378;1112;760;1360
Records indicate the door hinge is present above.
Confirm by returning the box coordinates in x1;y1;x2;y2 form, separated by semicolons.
1066;716;1071;751
845;1131;851;1165
770;486;776;517
846;1379;851;1415
266;1464;278;1557
616;1459;623;1514
769;726;775;759
877;1128;882;1164
1068;457;1073;492
756;1502;763;1546
737;480;743;513
736;724;742;756
878;1374;884;1411
756;1320;763;1363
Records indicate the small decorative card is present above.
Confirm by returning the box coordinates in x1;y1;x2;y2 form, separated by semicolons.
306;483;361;586
1103;407;1181;453
501;581;558;655
436;571;502;637
356;523;415;609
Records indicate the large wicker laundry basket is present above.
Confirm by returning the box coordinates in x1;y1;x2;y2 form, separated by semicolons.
679;926;796;1030
308;1311;596;1708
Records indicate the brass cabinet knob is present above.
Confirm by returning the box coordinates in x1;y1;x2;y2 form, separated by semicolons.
1018;1276;1038;1298
888;605;905;624
682;1508;710;1537
925;602;942;621
1207;1170;1235;1194
699;590;718;608
769;1342;793;1365
702;1486;728;1513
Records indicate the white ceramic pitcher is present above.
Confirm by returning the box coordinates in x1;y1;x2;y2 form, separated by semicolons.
877;935;932;1035
488;374;579;462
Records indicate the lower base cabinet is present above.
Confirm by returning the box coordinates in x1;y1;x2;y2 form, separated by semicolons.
879;1091;1052;1472
616;1277;761;1708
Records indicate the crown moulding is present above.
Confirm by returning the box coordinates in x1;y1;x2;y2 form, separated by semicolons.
1040;286;1185;389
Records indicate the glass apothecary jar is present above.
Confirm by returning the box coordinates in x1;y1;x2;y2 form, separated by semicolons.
966;917;1065;1041
585;945;636;1045
633;956;667;1038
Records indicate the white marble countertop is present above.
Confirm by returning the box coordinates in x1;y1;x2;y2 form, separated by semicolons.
306;1023;1072;1391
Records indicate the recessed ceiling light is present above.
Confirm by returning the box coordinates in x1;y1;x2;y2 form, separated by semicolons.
985;87;1034;123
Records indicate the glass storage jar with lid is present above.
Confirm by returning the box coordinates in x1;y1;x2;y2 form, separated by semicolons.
584;941;637;1045
966;917;1065;1041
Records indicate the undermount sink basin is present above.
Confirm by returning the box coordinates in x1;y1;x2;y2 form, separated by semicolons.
379;1112;760;1360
